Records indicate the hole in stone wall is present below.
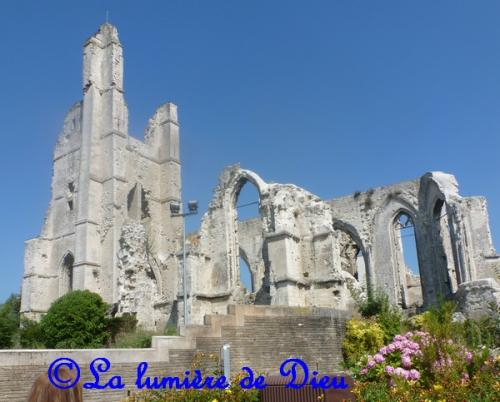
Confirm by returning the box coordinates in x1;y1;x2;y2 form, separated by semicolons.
355;248;366;284
240;255;253;293
235;182;260;220
67;182;75;210
235;180;261;295
127;183;150;221
395;213;419;276
339;230;367;287
140;187;150;220
394;212;423;307
61;253;74;294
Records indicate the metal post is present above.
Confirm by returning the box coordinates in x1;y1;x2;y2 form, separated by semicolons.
169;200;198;328
221;344;231;383
183;217;188;325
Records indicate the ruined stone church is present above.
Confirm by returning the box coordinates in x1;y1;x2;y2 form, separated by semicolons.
21;23;499;330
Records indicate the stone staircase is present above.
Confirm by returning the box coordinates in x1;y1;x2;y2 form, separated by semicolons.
0;305;349;402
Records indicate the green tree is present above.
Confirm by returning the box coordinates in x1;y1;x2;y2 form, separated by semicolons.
0;294;21;348
39;290;109;348
19;318;45;348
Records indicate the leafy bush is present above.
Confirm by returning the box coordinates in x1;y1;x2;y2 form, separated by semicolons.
357;289;390;318
164;323;179;336
112;330;155;348
343;318;385;368
356;289;403;343
39;290;109;348
19;317;45;348
0;294;21;348
352;298;500;401
0;315;16;348
108;313;138;345
462;302;500;349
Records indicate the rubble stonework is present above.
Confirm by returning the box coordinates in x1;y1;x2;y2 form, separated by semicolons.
21;24;182;326
21;24;500;328
183;166;500;323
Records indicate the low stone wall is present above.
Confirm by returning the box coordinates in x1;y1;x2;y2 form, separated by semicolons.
0;305;348;402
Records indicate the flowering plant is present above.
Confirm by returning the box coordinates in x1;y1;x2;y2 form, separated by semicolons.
356;330;476;384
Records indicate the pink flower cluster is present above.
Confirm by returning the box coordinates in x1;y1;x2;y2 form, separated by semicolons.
360;331;424;381
358;330;476;383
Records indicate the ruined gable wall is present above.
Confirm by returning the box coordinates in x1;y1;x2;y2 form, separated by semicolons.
186;166;363;324
22;25;183;329
21;102;83;318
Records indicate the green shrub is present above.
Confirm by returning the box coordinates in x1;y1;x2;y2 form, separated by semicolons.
19;318;45;348
357;289;403;342
357;289;390;318
164;323;178;336
112;330;154;348
0;294;21;327
420;297;457;340
0;294;21;348
108;313;138;344
0;315;15;348
39;290;109;348
464;302;500;349
342;318;385;368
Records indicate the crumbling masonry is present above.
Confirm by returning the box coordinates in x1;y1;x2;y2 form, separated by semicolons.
21;24;500;329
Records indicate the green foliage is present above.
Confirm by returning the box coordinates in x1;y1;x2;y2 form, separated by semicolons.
0;294;21;348
112;330;154;348
351;296;500;401
354;364;499;402
407;310;430;330
342;318;385;368
357;289;391;317
462;302;500;349
0;315;16;348
19;318;45;348
420;297;457;340
357;289;403;342
39;290;109;348
108;313;138;344
164;323;179;336
0;294;21;327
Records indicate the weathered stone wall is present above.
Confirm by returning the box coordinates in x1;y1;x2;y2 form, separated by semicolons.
0;306;348;402
21;23;499;332
184;166;499;324
21;23;183;329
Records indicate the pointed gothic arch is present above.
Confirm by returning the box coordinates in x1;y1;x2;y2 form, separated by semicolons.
59;252;74;296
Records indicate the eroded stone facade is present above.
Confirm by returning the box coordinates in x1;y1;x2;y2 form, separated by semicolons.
183;166;500;323
21;24;500;329
21;24;182;330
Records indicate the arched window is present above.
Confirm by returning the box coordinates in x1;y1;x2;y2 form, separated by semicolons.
356;248;367;288
339;230;368;289
239;254;254;293
235;181;260;220
394;212;423;308
234;181;260;294
60;253;74;295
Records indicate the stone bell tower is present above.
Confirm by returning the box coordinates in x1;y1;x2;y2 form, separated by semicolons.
21;23;184;329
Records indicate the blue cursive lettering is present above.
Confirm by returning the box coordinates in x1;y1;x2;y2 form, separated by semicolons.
84;358;124;390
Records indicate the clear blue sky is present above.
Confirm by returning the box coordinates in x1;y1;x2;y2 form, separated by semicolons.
0;0;499;301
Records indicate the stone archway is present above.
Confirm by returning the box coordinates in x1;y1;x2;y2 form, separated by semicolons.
59;252;74;296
